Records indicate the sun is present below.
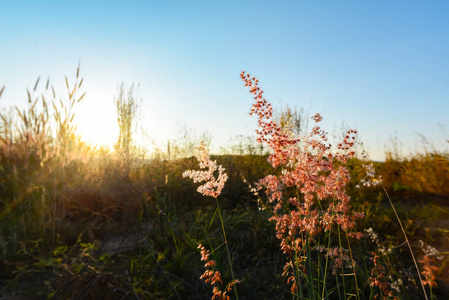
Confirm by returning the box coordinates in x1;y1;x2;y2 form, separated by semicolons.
74;95;119;149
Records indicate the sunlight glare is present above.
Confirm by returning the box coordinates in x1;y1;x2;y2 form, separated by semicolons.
75;94;119;149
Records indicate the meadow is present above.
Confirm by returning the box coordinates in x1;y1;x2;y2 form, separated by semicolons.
0;68;448;299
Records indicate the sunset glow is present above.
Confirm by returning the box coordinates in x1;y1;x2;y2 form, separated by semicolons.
75;98;119;148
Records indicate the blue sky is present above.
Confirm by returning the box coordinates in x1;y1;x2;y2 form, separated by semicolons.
1;1;448;160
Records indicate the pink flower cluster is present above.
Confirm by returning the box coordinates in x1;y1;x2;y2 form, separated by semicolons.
369;252;397;299
241;71;364;293
420;255;439;288
183;141;228;198
198;244;239;300
418;240;441;288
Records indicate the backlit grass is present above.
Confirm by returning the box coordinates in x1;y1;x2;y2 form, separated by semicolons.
0;68;448;299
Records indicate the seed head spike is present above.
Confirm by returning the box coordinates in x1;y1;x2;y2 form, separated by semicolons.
33;76;40;91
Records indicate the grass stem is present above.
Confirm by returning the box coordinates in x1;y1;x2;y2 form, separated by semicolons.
381;183;428;300
215;196;238;299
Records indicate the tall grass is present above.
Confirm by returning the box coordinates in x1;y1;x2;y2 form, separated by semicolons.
0;65;88;251
237;72;447;299
0;69;447;299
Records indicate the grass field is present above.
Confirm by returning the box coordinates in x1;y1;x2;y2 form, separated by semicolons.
0;70;448;299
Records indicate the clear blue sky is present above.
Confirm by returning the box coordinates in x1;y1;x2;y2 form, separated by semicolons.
1;1;448;160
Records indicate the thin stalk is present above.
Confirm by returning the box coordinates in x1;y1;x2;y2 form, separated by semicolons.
297;232;305;300
215;197;238;299
345;231;360;299
358;242;374;296
316;198;329;299
306;237;314;299
321;227;332;299
381;184;428;300
317;234;321;298
294;250;301;300
337;225;347;299
298;277;304;300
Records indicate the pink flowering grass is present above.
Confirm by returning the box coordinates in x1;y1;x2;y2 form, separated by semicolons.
183;141;239;299
239;71;445;300
241;71;367;298
182;141;228;198
198;243;240;300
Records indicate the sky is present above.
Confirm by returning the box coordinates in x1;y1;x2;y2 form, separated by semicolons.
1;1;448;161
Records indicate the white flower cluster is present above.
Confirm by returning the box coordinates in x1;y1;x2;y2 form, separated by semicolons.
365;227;391;255
243;178;265;210
356;163;382;188
389;275;403;292
419;240;443;260
366;227;378;243
243;178;260;196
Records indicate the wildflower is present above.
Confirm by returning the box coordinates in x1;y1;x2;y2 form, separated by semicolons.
420;255;438;287
389;275;402;293
418;240;442;288
369;252;397;299
241;71;364;294
198;244;222;285
312;113;323;122
197;244;239;300
357;163;382;188
419;240;443;260
187;146;238;298
365;228;392;255
183;141;228;198
242;177;261;197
